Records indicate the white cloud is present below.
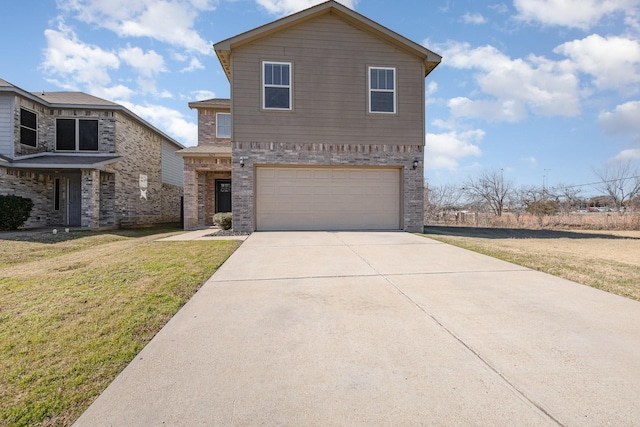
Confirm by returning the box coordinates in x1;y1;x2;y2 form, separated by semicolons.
181;57;205;73
448;97;528;122
462;12;487;24
424;130;484;171
610;149;640;162
255;0;357;15
59;0;215;54
192;90;217;100
119;46;166;77
433;41;580;121
513;0;640;29
120;101;198;146
489;3;509;14
425;81;438;97
42;21;120;89
555;35;640;93
521;156;538;167
91;84;135;101
598;101;640;135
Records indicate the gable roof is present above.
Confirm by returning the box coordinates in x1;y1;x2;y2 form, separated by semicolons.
0;78;184;149
213;0;441;80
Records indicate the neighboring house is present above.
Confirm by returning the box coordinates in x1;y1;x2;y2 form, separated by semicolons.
183;0;441;232
0;78;184;229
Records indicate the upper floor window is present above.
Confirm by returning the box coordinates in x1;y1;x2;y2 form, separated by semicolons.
263;61;292;110
369;67;396;114
216;113;231;138
56;118;99;151
20;108;37;147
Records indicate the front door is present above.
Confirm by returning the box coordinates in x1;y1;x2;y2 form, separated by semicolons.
67;176;82;226
215;179;232;213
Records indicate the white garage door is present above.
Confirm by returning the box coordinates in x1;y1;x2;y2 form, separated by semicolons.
256;166;401;231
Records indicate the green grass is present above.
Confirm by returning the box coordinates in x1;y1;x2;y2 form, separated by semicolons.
0;228;241;426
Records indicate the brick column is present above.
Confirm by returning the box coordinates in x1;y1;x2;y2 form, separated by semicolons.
81;169;100;229
183;168;198;230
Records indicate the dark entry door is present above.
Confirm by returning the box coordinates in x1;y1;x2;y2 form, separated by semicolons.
215;180;232;213
67;176;82;226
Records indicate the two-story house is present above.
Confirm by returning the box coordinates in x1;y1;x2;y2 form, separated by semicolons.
183;0;440;232
0;78;184;229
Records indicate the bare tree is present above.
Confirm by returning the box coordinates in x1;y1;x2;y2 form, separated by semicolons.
554;184;582;214
593;160;640;213
463;169;514;216
424;183;465;223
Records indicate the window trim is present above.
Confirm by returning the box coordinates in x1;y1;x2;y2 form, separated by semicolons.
216;112;231;138
19;108;38;147
262;61;293;111
55;118;99;152
368;66;397;114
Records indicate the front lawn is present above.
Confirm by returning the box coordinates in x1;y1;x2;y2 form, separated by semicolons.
0;228;240;426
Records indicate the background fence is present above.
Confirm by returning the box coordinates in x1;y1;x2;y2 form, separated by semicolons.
426;212;640;230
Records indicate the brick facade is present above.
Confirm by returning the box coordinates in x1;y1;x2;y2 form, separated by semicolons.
182;156;231;229
231;142;424;233
1;89;183;230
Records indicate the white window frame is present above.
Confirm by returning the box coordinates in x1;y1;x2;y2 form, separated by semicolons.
368;66;397;114
216;112;231;138
262;61;293;111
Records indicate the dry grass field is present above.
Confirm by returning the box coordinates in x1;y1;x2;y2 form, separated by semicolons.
423;226;640;302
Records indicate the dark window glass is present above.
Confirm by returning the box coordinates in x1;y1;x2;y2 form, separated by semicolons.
371;92;394;113
264;62;291;109
20;109;37;147
79;120;98;150
54;178;60;211
265;87;290;109
370;67;395;113
56;119;76;150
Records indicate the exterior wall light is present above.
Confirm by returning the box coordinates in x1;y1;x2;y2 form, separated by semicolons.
240;157;245;167
412;159;419;170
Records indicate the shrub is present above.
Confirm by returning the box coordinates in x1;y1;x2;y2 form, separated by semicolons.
213;212;232;230
0;195;34;231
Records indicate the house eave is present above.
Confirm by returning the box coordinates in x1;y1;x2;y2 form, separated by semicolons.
213;0;442;80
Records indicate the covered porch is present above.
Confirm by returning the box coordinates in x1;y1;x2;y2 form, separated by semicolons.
177;145;232;230
2;154;120;229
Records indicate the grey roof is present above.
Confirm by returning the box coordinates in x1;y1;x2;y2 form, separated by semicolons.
5;154;121;170
33;91;120;107
188;98;231;109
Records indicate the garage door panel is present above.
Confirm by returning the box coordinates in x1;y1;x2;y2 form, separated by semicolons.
256;167;401;231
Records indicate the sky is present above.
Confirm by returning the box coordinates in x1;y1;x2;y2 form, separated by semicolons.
2;0;640;195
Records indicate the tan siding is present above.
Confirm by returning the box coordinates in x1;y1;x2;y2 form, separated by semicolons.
231;14;425;146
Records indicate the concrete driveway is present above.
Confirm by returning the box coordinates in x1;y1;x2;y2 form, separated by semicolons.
74;232;640;426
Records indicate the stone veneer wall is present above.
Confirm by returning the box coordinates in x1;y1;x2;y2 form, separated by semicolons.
99;172;116;227
0;168;54;228
13;96;117;156
182;157;231;230
105;112;182;226
197;108;231;146
231;142;424;233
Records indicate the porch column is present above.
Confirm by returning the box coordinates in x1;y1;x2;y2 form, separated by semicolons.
183;168;198;230
81;169;100;229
